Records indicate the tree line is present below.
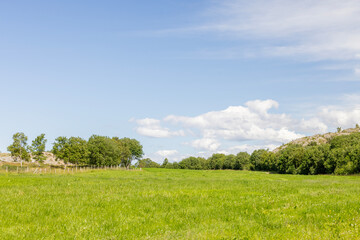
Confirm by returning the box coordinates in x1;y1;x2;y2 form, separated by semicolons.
7;132;143;168
7;130;360;175
137;152;251;170
248;132;360;175
139;132;360;175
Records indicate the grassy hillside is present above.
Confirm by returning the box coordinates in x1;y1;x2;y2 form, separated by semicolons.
1;169;360;239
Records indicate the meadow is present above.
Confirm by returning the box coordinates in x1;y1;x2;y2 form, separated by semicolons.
0;169;360;239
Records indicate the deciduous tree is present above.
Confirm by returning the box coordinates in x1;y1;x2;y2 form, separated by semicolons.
30;134;47;162
7;132;30;162
113;137;143;169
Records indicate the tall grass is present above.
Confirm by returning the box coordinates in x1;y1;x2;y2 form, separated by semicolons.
0;169;359;239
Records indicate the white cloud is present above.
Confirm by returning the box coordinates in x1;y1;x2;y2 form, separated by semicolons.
298;118;328;134
136;96;360;160
190;138;221;151
134;99;353;158
149;1;360;77
135;118;185;138
203;0;360;60
314;94;360;129
165;0;360;76
226;143;278;154
319;107;360;128
148;150;188;163
155;150;179;157
165;99;322;143
245;99;279;114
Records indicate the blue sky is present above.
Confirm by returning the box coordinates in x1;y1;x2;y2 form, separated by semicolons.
1;0;360;162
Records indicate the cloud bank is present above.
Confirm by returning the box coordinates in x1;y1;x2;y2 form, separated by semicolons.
164;100;313;144
135;96;360;161
134;99;333;154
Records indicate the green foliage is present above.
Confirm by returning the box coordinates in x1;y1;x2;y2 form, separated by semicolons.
174;152;250;171
111;137;131;168
179;157;207;170
112;137;143;169
330;132;360;149
52;136;69;161
223;154;236;169
235;152;250;170
245;132;360;175
208;153;226;170
247;144;331;175
50;135;144;167
173;132;360;175
52;136;89;165
170;162;180;169
164;162;173;169
161;158;169;168
249;149;273;171
8;130;360;175
67;137;90;165
88;135;121;166
7;132;30;162
30;134;47;162
135;158;160;168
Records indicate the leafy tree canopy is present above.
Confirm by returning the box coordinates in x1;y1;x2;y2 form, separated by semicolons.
30;134;47;162
7;132;30;162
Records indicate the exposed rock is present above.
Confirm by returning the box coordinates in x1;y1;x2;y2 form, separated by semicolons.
0;152;65;166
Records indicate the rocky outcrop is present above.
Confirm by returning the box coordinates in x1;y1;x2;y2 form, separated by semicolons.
0;152;64;165
273;127;360;153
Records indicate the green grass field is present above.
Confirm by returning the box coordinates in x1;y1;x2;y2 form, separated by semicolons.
1;169;360;239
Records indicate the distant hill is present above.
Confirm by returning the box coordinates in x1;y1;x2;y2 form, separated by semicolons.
274;127;360;153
